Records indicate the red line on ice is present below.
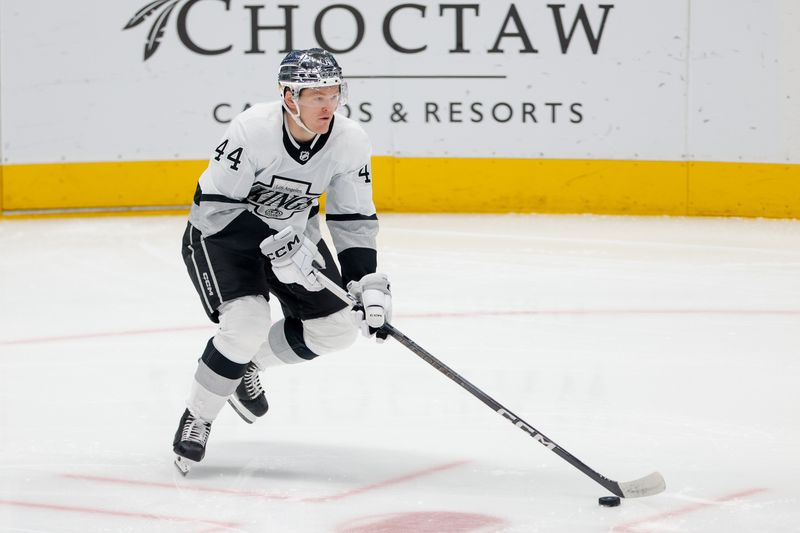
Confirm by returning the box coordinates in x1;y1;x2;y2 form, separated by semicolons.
0;498;241;529
0;324;214;346
2;309;798;346
613;487;768;533
62;473;291;501
63;461;467;505
301;460;469;503
407;309;800;319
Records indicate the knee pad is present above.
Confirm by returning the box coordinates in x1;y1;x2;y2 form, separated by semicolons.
263;309;357;366
303;308;358;355
213;295;271;364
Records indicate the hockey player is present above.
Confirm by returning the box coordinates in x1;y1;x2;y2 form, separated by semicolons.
173;48;392;471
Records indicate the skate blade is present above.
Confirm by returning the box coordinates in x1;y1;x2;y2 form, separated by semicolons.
174;455;194;476
227;398;255;424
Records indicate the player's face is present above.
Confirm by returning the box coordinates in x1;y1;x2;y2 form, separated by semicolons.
297;86;340;134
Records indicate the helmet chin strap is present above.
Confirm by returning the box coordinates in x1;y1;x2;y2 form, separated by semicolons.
281;98;316;137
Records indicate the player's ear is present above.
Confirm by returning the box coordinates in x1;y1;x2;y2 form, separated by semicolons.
283;88;297;112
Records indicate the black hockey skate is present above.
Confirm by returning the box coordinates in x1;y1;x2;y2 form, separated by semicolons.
227;362;269;424
173;408;211;475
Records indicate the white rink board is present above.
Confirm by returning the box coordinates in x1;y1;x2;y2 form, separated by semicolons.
0;0;799;165
687;0;800;163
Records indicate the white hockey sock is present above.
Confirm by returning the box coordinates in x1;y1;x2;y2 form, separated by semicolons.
186;380;228;423
252;329;306;367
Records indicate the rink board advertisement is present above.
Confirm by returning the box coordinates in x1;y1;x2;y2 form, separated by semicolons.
0;0;799;217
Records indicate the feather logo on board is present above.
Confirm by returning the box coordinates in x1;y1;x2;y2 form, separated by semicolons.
123;0;185;60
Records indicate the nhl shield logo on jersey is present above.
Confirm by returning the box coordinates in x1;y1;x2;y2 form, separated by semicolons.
299;151;310;162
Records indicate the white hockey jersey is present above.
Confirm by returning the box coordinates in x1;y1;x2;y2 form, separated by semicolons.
188;100;378;284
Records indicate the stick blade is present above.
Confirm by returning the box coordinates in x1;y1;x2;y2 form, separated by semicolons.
618;471;666;498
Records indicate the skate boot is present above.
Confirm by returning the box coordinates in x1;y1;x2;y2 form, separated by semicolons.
227;362;269;424
173;408;211;475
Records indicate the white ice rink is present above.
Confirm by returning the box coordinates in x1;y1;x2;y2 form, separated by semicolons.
1;213;799;532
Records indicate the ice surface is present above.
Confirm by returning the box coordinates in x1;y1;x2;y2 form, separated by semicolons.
1;213;799;532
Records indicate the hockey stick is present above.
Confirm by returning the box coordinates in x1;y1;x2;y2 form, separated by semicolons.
312;268;666;498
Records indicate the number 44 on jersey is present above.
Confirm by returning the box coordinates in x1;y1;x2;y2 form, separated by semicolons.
215;139;244;171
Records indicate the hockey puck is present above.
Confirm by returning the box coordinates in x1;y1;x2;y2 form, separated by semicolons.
598;496;621;507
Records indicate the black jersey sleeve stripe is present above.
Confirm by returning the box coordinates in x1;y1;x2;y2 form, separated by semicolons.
199;194;248;204
325;213;378;222
309;204;320;218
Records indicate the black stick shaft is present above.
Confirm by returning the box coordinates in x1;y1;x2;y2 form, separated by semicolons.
307;267;632;496
382;323;623;496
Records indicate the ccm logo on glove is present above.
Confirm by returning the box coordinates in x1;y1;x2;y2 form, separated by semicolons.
348;272;392;342
263;233;300;261
366;309;384;324
260;227;325;292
